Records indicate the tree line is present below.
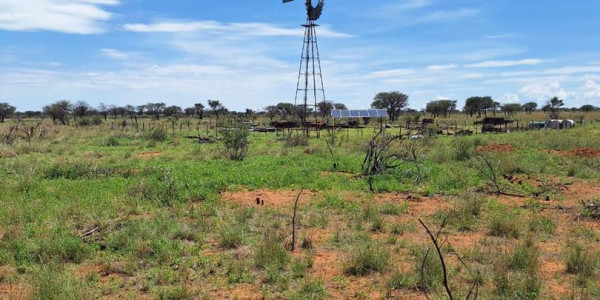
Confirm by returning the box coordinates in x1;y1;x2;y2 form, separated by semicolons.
0;93;597;124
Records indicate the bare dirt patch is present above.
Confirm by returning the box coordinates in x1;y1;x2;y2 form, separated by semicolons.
137;152;162;159
221;189;313;208
545;147;600;158
477;143;515;153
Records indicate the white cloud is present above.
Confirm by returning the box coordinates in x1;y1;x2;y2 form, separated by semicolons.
427;64;458;71
383;0;432;12
367;69;414;78
0;0;118;34
123;21;353;38
578;80;600;100
101;49;136;60
500;93;520;103
519;82;570;100
413;9;481;24
465;59;548;68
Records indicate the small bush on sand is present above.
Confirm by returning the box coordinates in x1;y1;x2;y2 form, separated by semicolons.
344;240;390;276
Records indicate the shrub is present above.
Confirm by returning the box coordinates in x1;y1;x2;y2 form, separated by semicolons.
105;136;120;147
528;216;557;235
222;123;250;161
565;243;599;279
28;264;87;300
380;202;408;215
509;238;539;272
219;224;246;249
285;134;309;147
344;240;390;276
290;279;327;300
488;212;520;238
412;246;443;291
254;229;289;271
146;127;167;142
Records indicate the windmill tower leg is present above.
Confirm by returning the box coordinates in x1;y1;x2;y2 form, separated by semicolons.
294;20;326;137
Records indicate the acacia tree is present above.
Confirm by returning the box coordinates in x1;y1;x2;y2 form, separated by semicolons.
0;102;16;123
522;102;538;114
464;96;494;117
333;103;347;110
97;103;109;121
276;102;294;120
580;104;596;113
265;105;279;122
164;106;182;118
43;100;72;125
547;96;564;119
317;101;333;118
72;101;90;118
194;103;205;119
208;100;227;136
146;102;166;120
371;91;409;122
501;103;522;116
425;100;457;118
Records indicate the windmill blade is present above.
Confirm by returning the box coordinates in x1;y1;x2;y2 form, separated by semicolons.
283;0;294;3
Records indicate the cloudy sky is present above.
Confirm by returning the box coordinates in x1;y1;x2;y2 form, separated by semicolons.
1;0;599;111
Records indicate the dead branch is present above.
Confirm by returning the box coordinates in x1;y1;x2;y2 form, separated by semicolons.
419;218;454;300
290;189;304;251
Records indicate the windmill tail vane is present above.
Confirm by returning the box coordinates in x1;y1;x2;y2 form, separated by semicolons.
283;0;324;21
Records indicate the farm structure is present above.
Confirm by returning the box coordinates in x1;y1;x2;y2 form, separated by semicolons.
474;117;515;133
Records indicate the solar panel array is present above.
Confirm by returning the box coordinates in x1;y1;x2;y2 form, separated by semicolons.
331;109;388;118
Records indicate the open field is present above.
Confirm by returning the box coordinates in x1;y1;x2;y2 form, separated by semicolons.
1;116;600;299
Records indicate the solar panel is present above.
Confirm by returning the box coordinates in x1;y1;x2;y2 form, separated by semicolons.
377;109;388;117
330;109;389;118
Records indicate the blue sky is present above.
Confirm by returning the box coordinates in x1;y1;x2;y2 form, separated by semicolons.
1;0;599;111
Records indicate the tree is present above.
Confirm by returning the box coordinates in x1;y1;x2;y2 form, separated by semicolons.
72;101;90;118
334;103;347;110
522;102;538;114
265;105;279;122
43;100;72;125
125;105;137;121
0;103;17;123
317;101;333;118
164;106;182;118
580;104;596;113
146;102;166;120
547;96;564;119
501;103;522;116
245;108;254;119
276;102;295;119
136;105;146;118
464;96;494;117
184;107;196;118
208;100;227;136
425;100;457;118
371;91;409;122
97;103;109;121
194;103;205;119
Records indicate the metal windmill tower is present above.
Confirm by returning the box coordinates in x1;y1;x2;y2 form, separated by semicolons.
284;0;327;132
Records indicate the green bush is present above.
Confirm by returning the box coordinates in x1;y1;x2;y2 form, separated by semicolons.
509;238;539;272
146;127;167;142
344;240;390;276
380;202;408;215
488;212;520;238
565;243;599;279
222;123;250;161
254;229;289;271
218;224;246;249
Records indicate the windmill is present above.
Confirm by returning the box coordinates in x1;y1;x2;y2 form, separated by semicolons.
284;0;326;134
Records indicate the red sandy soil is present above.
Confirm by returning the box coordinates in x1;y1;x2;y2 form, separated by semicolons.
137;152;162;159
477;143;516;153
221;189;313;209
545;147;600;158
